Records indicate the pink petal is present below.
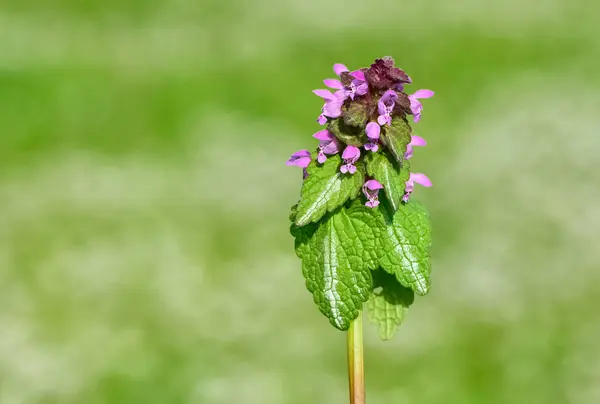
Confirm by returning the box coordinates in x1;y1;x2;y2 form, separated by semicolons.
348;165;356;174
322;140;341;155
409;98;422;117
380;90;398;104
323;101;343;118
365;179;383;190
297;157;311;167
333;63;349;76
365;142;378;152
342;145;360;160
412;89;434;99
340;165;348;174
333;90;348;101
291;149;311;158
377;115;389;126
323;79;343;89
410;173;432;187
355;82;369;96
365;122;381;140
313;89;334;100
350;70;365;81
410;135;427;146
286;156;311;168
313;129;335;141
317;153;327;164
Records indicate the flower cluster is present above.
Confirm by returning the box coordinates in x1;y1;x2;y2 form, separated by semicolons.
287;57;433;207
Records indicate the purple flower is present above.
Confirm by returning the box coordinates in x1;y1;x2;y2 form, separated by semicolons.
408;89;434;123
323;78;344;90
313;129;342;163
346;72;369;100
324;64;369;101
313;89;345;119
362;179;383;208
377;90;398;126
404;135;427;160
286;149;311;179
364;122;380;152
340;145;360;174
402;172;432;202
286;149;311;168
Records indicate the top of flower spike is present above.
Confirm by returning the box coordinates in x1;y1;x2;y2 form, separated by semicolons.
288;56;434;205
364;57;412;91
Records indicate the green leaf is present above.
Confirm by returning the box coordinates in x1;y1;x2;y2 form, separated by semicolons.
290;204;319;259
367;268;414;341
344;200;383;269
327;118;365;147
298;206;374;330
365;152;411;212
380;117;412;166
294;155;364;227
377;201;432;295
342;102;368;128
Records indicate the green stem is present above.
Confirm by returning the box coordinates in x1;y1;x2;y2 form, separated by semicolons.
347;309;365;404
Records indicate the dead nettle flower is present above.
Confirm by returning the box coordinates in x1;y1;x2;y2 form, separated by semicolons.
362;179;384;208
377;90;398;126
286;150;311;168
402;172;432;202
313;89;345;123
402;134;430;201
404;135;427;160
323;63;369;101
409;90;434;123
365;122;380;152
340;145;360;174
287;149;312;179
313;129;342;163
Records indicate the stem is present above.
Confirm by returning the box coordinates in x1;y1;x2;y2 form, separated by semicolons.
347;309;365;404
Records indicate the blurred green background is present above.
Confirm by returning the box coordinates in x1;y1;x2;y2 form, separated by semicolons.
1;0;599;403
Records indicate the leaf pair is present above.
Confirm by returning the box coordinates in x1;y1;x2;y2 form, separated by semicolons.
292;199;431;332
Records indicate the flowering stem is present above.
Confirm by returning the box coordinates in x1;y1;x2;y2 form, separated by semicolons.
347;308;365;404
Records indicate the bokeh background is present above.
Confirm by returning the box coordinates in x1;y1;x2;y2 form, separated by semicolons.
1;0;599;403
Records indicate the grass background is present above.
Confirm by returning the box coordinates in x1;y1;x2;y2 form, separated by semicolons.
1;0;599;403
